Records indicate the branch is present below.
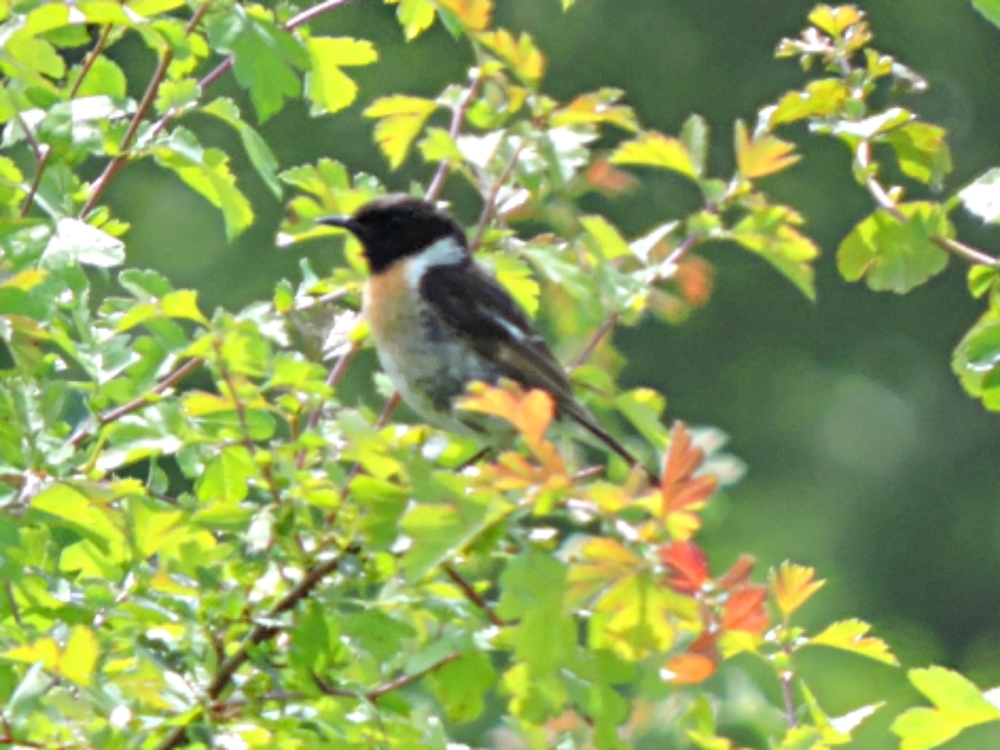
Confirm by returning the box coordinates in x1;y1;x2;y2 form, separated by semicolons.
857;142;1000;269
67;357;203;449
21;24;115;216
156;554;344;750
427;69;485;202
314;652;461;700
79;4;211;218
469;140;525;251
296;340;361;469
442;563;509;627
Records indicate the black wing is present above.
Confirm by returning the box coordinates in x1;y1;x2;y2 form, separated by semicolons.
419;260;576;403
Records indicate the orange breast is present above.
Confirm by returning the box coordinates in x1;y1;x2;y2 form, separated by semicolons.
363;260;416;345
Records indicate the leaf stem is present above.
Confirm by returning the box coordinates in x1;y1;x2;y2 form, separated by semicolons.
442;563;509;627
856;142;1000;269
570;312;620;370
67;357;203;449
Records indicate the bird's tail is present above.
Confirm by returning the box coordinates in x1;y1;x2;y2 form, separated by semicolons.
561;400;659;484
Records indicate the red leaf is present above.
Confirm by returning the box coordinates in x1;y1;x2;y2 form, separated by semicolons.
660;541;710;595
722;586;769;633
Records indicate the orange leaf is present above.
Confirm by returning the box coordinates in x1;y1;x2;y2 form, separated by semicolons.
661;652;717;684
770;561;826;619
722;586;769;634
660;541;709;595
673;256;714;307
735;120;801;179
437;0;492;30
585;158;637;195
650;422;717;540
717;554;756;592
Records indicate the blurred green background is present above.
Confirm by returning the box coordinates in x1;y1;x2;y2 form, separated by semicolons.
103;0;1000;744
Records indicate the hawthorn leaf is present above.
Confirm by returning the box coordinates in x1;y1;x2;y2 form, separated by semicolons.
437;0;493;31
305;36;378;116
892;667;1000;750
837;202;951;293
770;562;825;619
731;204;818;300
810;619;898;665
202;98;281;198
364;95;438;169
735;120;800;179
971;0;1000;29
386;0;437;39
885;122;951;186
610;131;698;179
478;29;546;85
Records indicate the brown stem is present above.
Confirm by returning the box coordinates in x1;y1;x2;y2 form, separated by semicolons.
469;141;526;251
427;70;485;202
67;357;203;449
22;24;114;216
296;340;361;469
442;563;508;627
856;142;1000;269
780;668;798;727
156;554;343;750
570;312;620;370
80;4;211;218
315;652;461;700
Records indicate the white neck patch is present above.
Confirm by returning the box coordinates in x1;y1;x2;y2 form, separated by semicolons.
404;236;467;287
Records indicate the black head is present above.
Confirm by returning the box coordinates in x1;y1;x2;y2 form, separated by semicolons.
319;195;468;273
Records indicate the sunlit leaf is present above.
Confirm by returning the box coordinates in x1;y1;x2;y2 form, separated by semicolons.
41;218;125;268
387;0;437;39
202;98;282;199
731;204;818;300
437;0;492;31
610;131;698;179
837;202;951;293
660;541;709;595
809;4;865;35
810;619;898;665
478;29;545;85
892;667;1000;750
551;88;638;132
305;36;378;116
735;120;800;179
58;627;98;687
771;562;825;619
662;652;717;685
971;0;1000;30
885;122;951;186
364;95;439;169
959;167;1000;224
721;586;768;633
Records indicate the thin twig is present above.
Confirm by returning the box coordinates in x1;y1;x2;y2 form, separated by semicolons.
469;140;526;251
79;4;211;218
315;652;462;700
442;563;508;627
570;312;620;370
857;142;1000;269
67;357;203;449
22;24;114;216
296;340;362;469
780;669;798;727
427;70;486;202
662;233;702;269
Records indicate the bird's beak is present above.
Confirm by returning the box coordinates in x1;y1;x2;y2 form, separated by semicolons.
317;215;358;233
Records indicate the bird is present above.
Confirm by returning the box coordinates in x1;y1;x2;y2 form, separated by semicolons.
319;194;641;469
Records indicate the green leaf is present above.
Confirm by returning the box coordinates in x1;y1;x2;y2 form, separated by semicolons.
127;0;187;16
196;446;255;503
968;265;998;299
364;95;438;169
885;122;951;186
836;202;951;293
155;78;201;115
769;79;848;126
959;167;1000;224
972;0;1000;29
58;627;98;687
154;127;254;239
809;619;898;665
305;36;378;116
610;131;698;179
41;218;125;269
431;651;496;723
614;388;667;447
892;667;1000;750
680;114;709;177
386;0;437;40
73;55;127;99
205;6;307;121
731;204;819;300
202;98;282;199
489;253;540;317
581;215;632;260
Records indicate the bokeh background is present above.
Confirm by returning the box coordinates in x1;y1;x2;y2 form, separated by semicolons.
103;1;1000;745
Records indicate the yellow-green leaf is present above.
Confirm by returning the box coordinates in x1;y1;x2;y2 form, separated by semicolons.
364;95;439;169
610;131;697;179
386;0;437;39
437;0;492;30
810;618;898;665
59;627;99;686
478;29;545;85
735;120;800;179
305;37;378;116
